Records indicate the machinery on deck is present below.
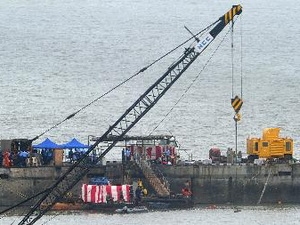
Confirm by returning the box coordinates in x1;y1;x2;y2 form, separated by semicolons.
0;139;32;167
247;127;294;161
17;5;242;224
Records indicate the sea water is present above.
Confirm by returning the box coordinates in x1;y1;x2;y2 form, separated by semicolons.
2;205;300;225
1;0;300;160
0;0;300;224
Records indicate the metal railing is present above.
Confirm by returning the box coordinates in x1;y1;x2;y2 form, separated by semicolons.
134;154;170;197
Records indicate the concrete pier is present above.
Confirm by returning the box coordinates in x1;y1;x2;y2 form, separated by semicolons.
1;161;300;208
158;162;300;204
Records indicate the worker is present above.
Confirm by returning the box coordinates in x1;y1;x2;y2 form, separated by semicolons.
185;180;190;188
126;148;131;161
106;194;113;204
135;186;142;205
181;188;192;197
137;178;143;188
68;149;74;163
142;188;148;197
3;151;11;168
119;192;125;203
165;148;171;162
129;186;134;202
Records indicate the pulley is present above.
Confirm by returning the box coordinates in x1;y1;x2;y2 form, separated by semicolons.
233;113;241;122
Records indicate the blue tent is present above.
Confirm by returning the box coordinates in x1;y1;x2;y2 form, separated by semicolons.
33;138;61;149
61;138;89;149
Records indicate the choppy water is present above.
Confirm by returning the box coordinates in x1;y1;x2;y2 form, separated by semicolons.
1;0;300;160
1;0;300;223
2;205;300;225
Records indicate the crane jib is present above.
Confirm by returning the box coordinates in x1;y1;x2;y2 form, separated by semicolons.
17;5;243;225
195;4;242;53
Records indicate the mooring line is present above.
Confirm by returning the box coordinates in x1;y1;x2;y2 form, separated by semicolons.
0;177;28;200
257;166;272;205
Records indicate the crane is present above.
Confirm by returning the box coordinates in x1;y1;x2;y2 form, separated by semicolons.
18;5;242;224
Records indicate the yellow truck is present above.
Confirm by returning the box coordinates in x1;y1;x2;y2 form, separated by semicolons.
247;128;293;161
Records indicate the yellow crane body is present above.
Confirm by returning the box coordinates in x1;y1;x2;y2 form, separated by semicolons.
247;128;293;160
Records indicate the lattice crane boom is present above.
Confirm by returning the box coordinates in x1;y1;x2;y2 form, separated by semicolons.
18;5;242;225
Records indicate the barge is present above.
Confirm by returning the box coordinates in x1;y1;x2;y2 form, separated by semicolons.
1;159;300;210
1;4;297;225
0;130;299;211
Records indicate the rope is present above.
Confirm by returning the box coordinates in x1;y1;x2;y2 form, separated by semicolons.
0;20;221;219
0;176;31;221
240;14;243;99
31;21;219;142
0;177;28;200
231;16;235;99
230;14;243;99
0;188;50;216
149;24;235;136
257;167;272;205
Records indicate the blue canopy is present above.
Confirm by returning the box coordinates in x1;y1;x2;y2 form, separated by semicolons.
61;138;89;149
33;138;61;149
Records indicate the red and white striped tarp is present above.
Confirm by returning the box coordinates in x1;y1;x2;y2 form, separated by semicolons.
81;184;131;203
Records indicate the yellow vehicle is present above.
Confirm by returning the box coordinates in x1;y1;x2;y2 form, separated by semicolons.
247;128;293;161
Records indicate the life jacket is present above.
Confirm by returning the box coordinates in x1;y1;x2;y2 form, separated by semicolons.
3;152;11;168
181;188;192;197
